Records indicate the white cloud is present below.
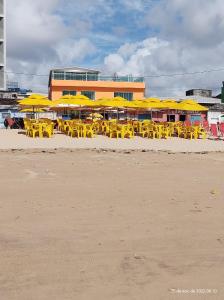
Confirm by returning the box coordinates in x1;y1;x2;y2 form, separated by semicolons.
146;0;224;46
103;0;224;97
6;0;224;97
103;37;224;97
6;0;98;92
56;38;96;65
104;54;125;74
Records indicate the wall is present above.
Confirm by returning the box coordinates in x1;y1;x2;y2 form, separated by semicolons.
208;111;224;124
50;79;145;100
0;0;5;90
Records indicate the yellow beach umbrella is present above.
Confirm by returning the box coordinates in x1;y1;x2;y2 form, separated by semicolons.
18;93;51;106
51;99;94;108
92;98;111;107
50;95;95;120
176;100;208;111
95;97;137;109
99;100;123;108
143;97;161;102
133;99;167;109
51;95;79;106
19;98;52;106
161;99;178;109
72;95;90;101
25;94;47;99
20;108;45;113
91;97;137;120
18;96;52;118
18;94;48;102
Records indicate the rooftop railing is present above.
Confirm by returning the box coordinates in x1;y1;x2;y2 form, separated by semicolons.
52;71;144;83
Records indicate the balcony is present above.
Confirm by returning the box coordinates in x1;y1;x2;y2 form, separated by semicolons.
52;71;144;83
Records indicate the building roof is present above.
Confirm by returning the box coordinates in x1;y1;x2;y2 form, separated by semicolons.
50;66;100;74
160;95;221;105
0;105;18;109
48;67;101;87
186;89;212;92
208;103;224;112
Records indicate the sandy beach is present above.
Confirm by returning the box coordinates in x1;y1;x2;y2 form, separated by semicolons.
0;149;224;299
0;129;224;153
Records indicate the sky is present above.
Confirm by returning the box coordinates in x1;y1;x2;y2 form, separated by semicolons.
6;0;224;96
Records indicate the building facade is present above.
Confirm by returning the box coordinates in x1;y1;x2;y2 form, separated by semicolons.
207;104;224;124
186;89;212;98
48;67;145;101
0;0;5;90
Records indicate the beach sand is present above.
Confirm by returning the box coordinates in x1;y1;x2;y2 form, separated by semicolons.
0;129;224;152
0;149;224;299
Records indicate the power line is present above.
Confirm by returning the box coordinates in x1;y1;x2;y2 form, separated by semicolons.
6;71;49;77
4;66;224;79
144;67;224;78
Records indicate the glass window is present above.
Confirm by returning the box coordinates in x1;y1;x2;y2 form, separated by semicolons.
81;91;95;100
53;71;64;80
87;74;98;81
114;92;133;101
62;91;77;96
65;73;86;80
52;72;143;82
64;73;99;81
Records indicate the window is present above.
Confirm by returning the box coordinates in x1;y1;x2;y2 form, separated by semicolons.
114;92;133;101
87;74;98;81
65;72;86;81
62;91;77;96
138;113;151;120
53;71;64;80
81;91;95;100
65;72;99;81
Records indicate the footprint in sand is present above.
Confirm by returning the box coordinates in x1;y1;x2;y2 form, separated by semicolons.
25;169;39;180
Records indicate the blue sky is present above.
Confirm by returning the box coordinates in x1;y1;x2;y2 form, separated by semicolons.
6;0;224;96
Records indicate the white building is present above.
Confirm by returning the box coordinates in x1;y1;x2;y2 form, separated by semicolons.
0;0;5;90
160;95;221;106
207;104;224;124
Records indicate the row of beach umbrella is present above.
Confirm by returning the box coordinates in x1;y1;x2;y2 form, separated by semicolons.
18;94;208;112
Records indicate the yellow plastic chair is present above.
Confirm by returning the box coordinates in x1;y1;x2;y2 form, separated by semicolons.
182;127;198;140
80;124;95;138
120;125;134;138
154;125;163;139
28;124;40;138
109;124;120;138
42;124;54;138
161;126;171;139
67;124;80;138
139;124;150;138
